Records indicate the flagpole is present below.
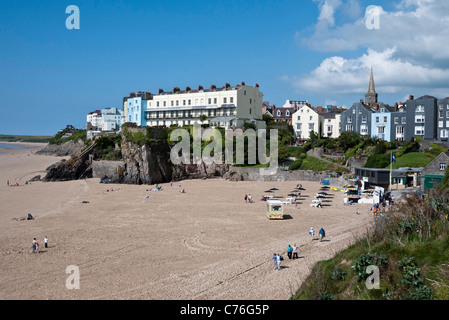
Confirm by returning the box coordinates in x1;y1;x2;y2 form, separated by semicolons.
390;151;393;192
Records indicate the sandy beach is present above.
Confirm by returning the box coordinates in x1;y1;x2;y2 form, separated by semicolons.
0;142;374;300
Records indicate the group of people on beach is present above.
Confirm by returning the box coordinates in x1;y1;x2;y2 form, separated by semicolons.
32;236;48;253
273;227;327;270
244;194;253;203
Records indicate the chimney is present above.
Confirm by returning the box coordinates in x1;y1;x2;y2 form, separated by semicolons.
210;84;216;90
394;102;399;111
185;86;191;92
225;83;230;89
241;81;245;86
374;104;379;112
198;85;203;91
409;95;414;100
173;87;180;93
255;83;259;88
317;106;323;113
130;92;136;98
360;99;364;104
158;89;164;94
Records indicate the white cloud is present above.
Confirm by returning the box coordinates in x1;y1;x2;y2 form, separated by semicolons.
287;47;449;95
289;0;449;99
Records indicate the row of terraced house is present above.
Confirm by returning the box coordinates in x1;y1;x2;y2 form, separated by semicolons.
263;69;449;144
86;72;449;145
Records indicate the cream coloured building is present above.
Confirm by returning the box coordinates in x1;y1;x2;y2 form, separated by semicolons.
292;105;321;139
292;105;343;139
144;82;266;129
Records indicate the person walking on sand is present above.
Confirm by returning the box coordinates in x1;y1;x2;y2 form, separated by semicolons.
32;238;37;253
273;253;277;270
309;227;314;240
248;194;253;203
287;244;293;259
44;236;48;248
292;244;298;259
244;194;248;203
319;228;325;242
276;254;281;270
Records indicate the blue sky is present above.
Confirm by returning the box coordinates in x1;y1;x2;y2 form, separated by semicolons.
1;0;448;135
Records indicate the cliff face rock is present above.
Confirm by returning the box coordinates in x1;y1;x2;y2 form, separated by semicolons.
37;140;84;157
119;137;229;184
43;157;91;182
120;140;173;184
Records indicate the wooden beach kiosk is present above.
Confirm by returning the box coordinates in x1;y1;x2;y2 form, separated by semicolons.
266;200;284;220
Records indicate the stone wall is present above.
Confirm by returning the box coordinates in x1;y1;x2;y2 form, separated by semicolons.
223;166;347;187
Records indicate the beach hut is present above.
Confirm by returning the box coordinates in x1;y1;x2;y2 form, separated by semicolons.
266;200;284;220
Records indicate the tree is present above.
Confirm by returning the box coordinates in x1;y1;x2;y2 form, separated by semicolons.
199;114;207;124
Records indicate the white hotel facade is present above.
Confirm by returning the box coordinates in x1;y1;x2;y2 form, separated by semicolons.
140;82;266;129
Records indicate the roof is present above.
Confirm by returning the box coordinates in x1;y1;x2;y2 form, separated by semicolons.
273;107;295;118
267;200;283;205
417;95;437;100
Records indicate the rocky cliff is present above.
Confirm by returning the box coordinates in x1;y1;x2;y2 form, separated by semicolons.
43;127;229;184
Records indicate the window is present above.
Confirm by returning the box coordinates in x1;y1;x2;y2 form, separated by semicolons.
286;111;290;116
416;105;425;112
176;100;179;106
309;116;312;121
346;125;353;131
376;117;379;123
249;108;252;115
163;101;166;107
439;121;444;128
297;116;301;121
402;117;406;124
171;101;174;106
440;110;444;118
277;110;281;116
214;98;217;104
230;97;233;103
394;117;399;124
296;123;302;130
347;117;352;124
440;163;447;171
384;117;388;122
360;125;368;135
157;102;160;107
362;116;367;123
415;126;425;135
380;108;385;113
441;129;449;138
352;109;355;114
446;111;449;118
415;115;425;123
188;100;191;105
223;97;227;104
377;126;385;134
396;126;404;134
309;123;314;130
208;98;211;104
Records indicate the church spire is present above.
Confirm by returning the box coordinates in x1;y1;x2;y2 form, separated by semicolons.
365;67;378;105
368;67;375;93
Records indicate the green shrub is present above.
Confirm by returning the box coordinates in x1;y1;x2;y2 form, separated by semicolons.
289;159;303;171
352;253;388;281
364;153;390;168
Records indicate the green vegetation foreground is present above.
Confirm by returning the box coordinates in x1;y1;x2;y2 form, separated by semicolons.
291;187;449;300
